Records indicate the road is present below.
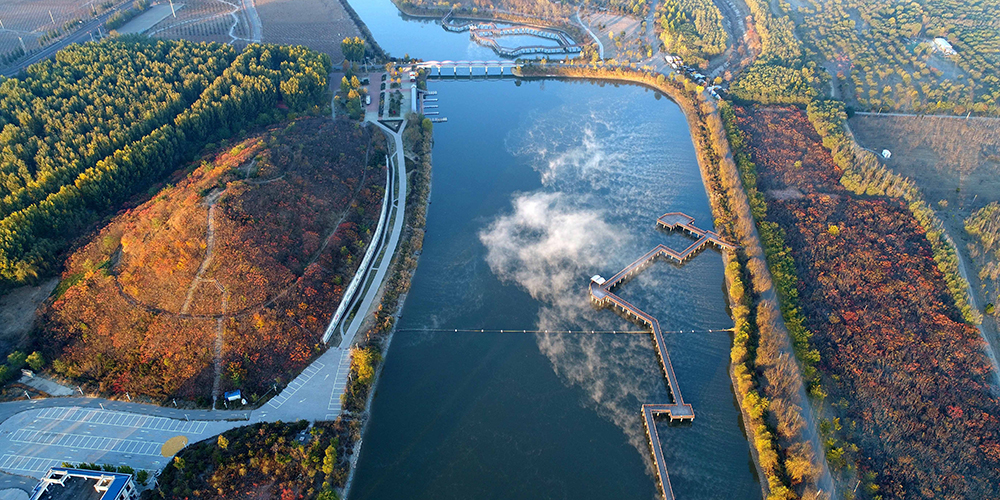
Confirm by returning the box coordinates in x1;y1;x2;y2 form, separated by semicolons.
574;6;603;59
0;3;126;78
256;116;408;424
241;0;263;43
337;118;408;350
0;117;410;493
853;111;1000;122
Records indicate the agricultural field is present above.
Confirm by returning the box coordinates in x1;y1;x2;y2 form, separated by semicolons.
0;0;98;54
849;114;1000;211
850;113;1000;360
732;106;1000;498
255;0;359;60
147;0;250;45
42;117;387;404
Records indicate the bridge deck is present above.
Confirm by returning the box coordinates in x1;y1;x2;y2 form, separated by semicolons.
589;212;734;500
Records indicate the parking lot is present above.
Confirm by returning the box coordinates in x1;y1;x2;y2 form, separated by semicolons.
0;407;241;477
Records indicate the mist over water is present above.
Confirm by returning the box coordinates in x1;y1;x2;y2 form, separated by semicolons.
348;78;759;499
342;3;758;496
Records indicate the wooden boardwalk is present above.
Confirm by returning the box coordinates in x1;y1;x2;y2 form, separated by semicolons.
588;212;735;500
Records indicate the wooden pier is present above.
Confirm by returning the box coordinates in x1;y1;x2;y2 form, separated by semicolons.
589;212;736;500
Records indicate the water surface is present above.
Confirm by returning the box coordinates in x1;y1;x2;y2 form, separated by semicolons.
346;2;760;497
349;78;760;499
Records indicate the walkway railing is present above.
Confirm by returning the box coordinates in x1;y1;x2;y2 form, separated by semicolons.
588;212;736;500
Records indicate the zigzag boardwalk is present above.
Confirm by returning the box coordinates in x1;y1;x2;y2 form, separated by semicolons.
589;213;736;500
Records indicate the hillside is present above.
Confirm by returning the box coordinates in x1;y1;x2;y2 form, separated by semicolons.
0;37;330;288
41;117;387;404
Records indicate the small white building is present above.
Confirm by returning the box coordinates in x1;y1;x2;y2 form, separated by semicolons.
933;37;957;56
410;84;418;114
882;149;892;159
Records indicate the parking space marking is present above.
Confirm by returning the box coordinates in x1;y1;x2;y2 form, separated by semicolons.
267;361;326;409
11;429;164;457
34;407;207;434
0;454;62;473
327;349;352;412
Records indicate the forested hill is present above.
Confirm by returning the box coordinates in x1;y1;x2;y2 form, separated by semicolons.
0;37;331;287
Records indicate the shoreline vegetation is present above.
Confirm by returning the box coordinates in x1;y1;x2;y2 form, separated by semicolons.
336;112;434;499
518;61;828;499
335;0;388;61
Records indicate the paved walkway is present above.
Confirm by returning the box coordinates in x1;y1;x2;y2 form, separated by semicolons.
0;118;410;487
575;6;603;59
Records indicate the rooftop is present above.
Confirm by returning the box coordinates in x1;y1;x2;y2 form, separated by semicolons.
31;468;135;500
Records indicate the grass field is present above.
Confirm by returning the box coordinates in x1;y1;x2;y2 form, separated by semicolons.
850;115;1000;208
256;0;358;60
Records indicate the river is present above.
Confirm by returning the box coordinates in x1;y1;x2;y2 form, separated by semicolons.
346;2;760;499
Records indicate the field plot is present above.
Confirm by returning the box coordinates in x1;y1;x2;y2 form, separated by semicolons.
734;106;1000;499
255;0;358;60
849;115;1000;208
147;0;249;44
851;113;1000;355
0;0;93;53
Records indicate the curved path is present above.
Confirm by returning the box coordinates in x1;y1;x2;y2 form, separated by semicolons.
0;118;409;489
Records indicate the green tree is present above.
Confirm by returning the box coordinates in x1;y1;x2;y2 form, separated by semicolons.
341;37;365;62
26;351;44;371
322;444;336;475
6;351;26;370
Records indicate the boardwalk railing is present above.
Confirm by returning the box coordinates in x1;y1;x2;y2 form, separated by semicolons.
441;9;584;57
588;212;736;500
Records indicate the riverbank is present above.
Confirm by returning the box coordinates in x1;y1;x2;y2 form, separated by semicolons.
518;62;831;499
337;113;434;499
337;0;388;60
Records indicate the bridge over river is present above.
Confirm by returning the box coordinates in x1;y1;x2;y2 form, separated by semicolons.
589;212;736;500
415;60;521;78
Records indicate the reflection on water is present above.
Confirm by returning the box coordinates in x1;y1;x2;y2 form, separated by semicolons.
349;79;760;499
347;0;574;61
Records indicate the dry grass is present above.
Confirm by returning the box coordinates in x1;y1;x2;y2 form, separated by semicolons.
256;0;358;60
849;114;1000;210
